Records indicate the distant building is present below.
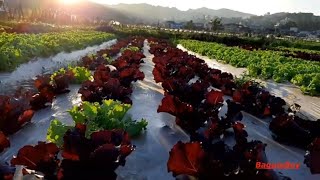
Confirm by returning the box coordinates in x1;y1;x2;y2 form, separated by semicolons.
250;24;264;33
298;31;318;39
163;21;174;28
223;23;251;34
290;27;298;33
164;21;184;29
279;17;291;25
204;22;212;30
109;20;121;26
299;31;311;37
194;23;205;29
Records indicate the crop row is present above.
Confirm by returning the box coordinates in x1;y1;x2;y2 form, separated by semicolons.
2;36;319;179
0;31;116;71
111;26;320;51
0;37;148;179
149;38;320;179
113;26;320;62
178;39;320;96
0;37;137;149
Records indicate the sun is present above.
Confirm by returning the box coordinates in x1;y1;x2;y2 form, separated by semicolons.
60;0;80;4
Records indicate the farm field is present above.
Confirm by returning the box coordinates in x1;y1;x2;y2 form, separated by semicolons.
0;30;115;71
1;0;320;179
0;34;319;180
177;44;320;121
177;39;320;96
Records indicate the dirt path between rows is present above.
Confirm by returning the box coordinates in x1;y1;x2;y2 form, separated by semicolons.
116;40;189;180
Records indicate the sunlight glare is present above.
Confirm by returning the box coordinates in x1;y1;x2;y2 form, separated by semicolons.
60;0;80;4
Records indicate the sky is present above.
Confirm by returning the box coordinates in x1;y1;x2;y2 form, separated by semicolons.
89;0;320;15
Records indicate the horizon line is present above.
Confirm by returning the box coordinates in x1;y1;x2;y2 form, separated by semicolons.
91;1;320;16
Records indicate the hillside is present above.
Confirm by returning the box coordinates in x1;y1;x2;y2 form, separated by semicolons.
6;0;131;23
5;1;320;30
108;3;255;23
242;12;320;31
188;7;254;18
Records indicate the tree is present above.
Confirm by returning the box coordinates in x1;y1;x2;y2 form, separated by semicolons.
279;20;297;30
12;0;23;19
184;20;195;30
0;1;4;9
210;18;222;31
31;0;40;18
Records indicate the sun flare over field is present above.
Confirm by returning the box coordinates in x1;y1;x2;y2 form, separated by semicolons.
60;0;80;4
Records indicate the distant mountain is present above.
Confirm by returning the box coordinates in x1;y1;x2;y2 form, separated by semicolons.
108;3;255;23
6;1;319;31
188;7;254;18
243;12;320;31
58;1;130;22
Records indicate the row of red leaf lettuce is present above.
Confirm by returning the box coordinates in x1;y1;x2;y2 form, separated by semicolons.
148;37;320;179
1;37;148;180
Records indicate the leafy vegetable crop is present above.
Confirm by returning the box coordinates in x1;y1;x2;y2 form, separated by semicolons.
69;66;94;83
0;37;141;155
178;39;320;96
1;37;149;180
0;94;35;135
79;40;146;104
50;66;93;85
149;38;320;178
47;99;147;146
120;46;140;53
0;131;10;153
12;129;135;180
80;39;133;70
0;31;115;71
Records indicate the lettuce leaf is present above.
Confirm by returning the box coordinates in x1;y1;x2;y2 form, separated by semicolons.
47;120;72;147
68;100;148;138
